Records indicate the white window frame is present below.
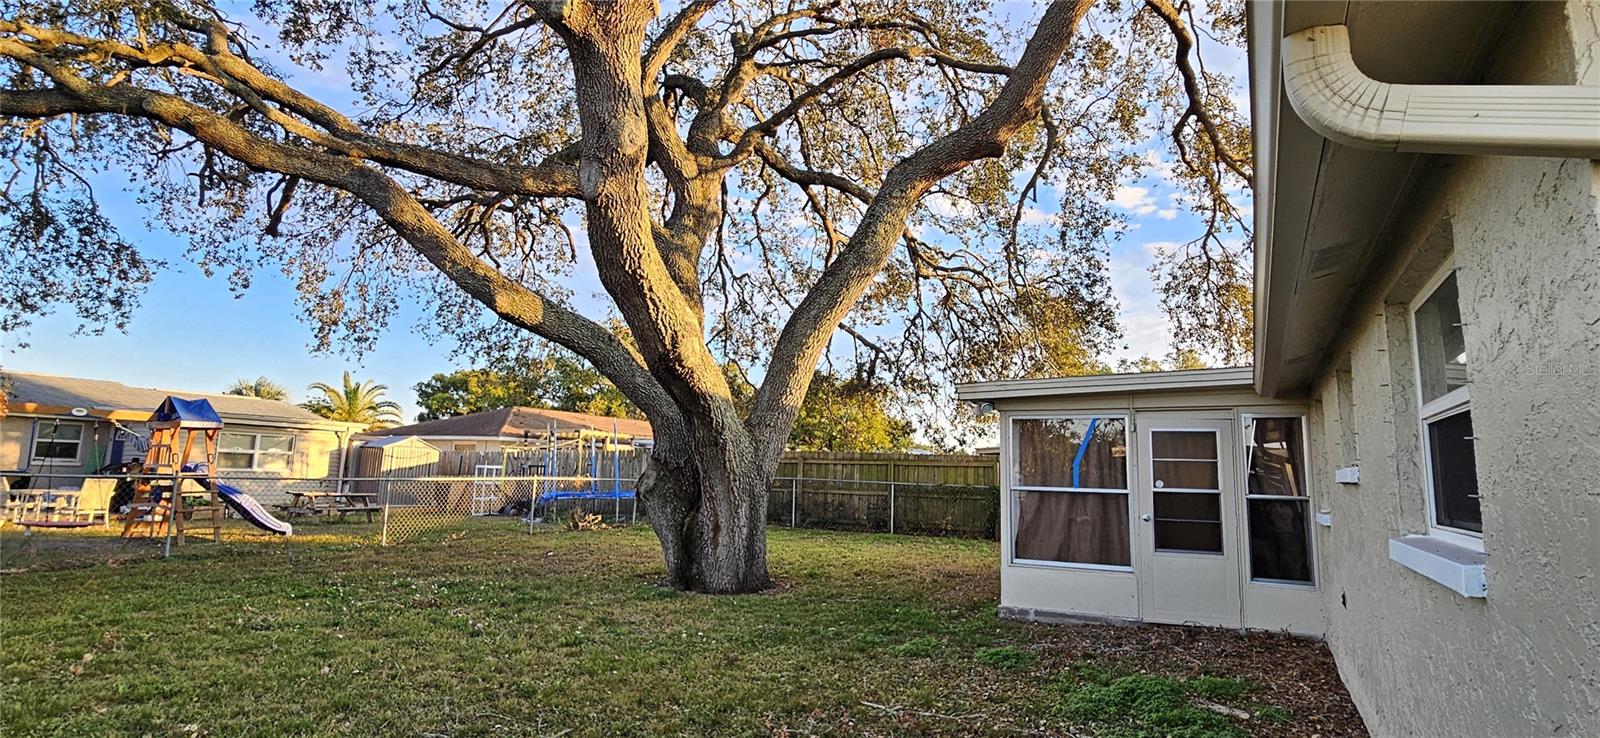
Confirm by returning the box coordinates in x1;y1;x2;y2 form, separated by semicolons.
30;420;86;464
1409;259;1482;551
1241;413;1317;587
1007;413;1133;572
219;431;297;472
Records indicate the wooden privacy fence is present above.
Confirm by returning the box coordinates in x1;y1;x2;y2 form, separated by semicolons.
777;451;998;487
768;451;1000;539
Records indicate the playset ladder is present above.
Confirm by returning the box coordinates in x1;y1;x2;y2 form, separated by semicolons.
121;425;222;544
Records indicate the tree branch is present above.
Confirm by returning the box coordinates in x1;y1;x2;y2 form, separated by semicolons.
1142;0;1252;186
747;0;1095;463
0;76;680;432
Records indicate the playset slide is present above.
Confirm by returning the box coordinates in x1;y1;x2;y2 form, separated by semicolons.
215;483;293;536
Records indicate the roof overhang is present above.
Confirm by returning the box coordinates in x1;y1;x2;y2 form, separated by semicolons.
1248;0;1518;397
955;367;1254;402
0;403;361;432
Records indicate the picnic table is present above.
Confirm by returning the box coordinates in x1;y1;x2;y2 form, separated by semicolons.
4;488;80;522
276;489;382;522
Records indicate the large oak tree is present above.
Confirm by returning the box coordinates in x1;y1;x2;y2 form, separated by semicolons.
0;0;1250;591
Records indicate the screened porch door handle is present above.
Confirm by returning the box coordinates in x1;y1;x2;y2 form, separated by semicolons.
1140;513;1152;522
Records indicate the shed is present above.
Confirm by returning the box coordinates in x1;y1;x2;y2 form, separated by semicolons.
350;436;442;483
956;367;1324;636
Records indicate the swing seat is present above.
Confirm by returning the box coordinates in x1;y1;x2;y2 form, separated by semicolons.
17;518;99;535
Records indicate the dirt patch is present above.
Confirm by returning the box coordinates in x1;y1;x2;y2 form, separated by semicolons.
1024;621;1367;737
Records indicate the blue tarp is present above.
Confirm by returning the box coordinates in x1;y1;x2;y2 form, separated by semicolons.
150;397;225;429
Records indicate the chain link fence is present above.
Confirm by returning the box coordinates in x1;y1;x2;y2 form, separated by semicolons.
5;470;998;554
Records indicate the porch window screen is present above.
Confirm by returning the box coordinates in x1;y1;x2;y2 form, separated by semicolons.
1151;430;1222;554
1011;417;1130;566
1245;417;1313;583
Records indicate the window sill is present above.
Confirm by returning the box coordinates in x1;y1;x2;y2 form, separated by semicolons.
1009;558;1134;574
1388;535;1486;598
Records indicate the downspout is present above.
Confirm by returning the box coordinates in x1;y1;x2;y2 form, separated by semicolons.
1282;25;1600;159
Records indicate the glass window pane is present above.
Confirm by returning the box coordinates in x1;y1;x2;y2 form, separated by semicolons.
1154;521;1222;553
1428;410;1481;533
1151;430;1216;460
218;452;254;469
1248;498;1313;582
34;440;79;460
220;432;257;452
1248;417;1306;496
1153;491;1220;522
257;453;291;472
259;434;294;454
1152;460;1219;490
47;424;85;441
1014;490;1130;566
1013;418;1128;490
1415;273;1467;405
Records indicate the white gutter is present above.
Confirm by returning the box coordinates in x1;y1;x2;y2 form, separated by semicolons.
1282;24;1600;159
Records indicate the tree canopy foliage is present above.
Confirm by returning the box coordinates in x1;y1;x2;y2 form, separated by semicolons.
0;0;1252;591
413;353;641;422
224;376;291;401
301;371;403;428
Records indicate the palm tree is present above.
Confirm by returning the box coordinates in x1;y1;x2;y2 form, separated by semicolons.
302;371;404;429
225;376;290;401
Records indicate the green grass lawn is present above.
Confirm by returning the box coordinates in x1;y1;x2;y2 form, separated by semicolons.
1;520;1363;737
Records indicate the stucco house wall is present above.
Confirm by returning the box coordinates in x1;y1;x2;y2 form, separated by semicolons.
1305;3;1600;734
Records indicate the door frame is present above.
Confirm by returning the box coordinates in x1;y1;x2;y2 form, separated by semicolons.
1134;411;1244;627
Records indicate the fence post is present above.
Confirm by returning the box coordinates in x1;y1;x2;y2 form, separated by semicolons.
888;481;896;535
790;477;798;528
163;468;179;558
379;478;391;546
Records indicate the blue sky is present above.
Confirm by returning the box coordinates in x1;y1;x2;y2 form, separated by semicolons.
1;7;1249;423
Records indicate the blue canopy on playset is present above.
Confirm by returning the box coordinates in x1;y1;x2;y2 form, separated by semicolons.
150;397;225;429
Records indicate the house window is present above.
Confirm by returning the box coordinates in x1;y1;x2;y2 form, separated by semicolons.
1411;267;1480;540
31;422;85;462
1151;430;1223;554
1010;416;1130;567
1244;416;1314;584
219;432;295;471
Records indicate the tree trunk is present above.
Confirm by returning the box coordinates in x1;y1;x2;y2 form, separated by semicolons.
638;440;773;593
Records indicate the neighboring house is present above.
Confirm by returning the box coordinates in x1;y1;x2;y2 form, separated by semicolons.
959;2;1599;735
364;407;653;453
0;371;365;484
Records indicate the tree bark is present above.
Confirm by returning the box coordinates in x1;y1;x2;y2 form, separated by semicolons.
638;436;771;593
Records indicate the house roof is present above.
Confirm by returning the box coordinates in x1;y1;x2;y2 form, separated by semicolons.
361;435;440;450
955;367;1255;401
1247;0;1517;396
1;370;355;430
367;407;653;441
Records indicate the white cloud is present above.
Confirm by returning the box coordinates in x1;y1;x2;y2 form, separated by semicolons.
1111;185;1159;215
1019;207;1058;226
1140;150;1180;187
